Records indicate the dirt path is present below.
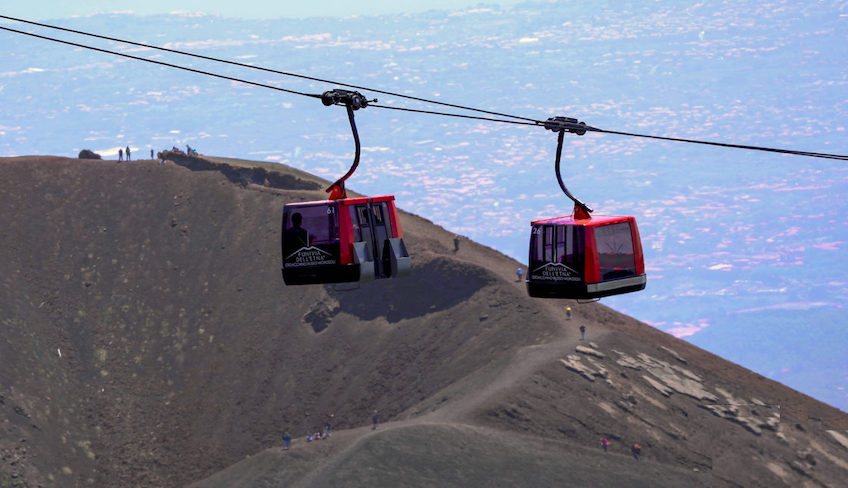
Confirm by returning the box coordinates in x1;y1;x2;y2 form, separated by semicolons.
420;330;608;424
245;330;612;488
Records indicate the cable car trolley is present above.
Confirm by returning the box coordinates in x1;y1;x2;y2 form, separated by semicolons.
281;90;411;285
526;117;646;300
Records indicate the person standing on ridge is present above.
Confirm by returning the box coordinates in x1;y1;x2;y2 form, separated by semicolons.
118;148;123;161
126;146;131;161
631;443;642;460
580;324;586;341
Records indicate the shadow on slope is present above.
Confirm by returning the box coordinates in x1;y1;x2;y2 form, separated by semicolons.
327;256;496;324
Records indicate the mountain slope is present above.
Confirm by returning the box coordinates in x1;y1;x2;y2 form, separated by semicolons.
0;155;846;488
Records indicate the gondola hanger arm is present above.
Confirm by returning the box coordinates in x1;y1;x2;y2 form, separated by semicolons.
546;116;593;219
321;89;377;200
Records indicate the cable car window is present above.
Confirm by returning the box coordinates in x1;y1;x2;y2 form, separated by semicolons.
284;205;339;248
532;226;544;262
374;202;393;237
544;226;554;262
595;222;636;280
555;226;566;263
564;225;584;271
358;206;370;228
529;224;585;280
349;206;362;242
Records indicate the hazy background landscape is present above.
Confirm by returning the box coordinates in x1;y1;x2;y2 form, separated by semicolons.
1;0;846;411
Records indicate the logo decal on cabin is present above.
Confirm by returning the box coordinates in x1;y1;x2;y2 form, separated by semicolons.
531;262;581;281
286;246;336;267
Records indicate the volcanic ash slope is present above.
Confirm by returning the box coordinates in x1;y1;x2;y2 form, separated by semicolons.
0;155;846;488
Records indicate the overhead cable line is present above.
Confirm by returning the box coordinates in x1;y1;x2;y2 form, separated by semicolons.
558;124;848;161
0;23;535;126
0;25;322;100
0;14;537;124
2;17;847;162
370;103;538;127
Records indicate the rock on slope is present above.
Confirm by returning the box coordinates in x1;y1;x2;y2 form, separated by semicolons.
0;155;845;488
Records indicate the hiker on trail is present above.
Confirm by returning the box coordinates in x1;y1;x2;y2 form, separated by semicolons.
118;148;123;161
631;443;642;460
580;325;586;341
601;438;609;452
566;306;572;320
325;420;332;437
516;267;524;282
126;146;131;161
453;235;461;252
372;411;379;430
282;432;292;450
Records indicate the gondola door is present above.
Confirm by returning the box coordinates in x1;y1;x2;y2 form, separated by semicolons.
350;201;393;279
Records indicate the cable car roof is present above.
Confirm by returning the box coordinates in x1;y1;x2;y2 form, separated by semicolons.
285;195;396;208
531;214;634;226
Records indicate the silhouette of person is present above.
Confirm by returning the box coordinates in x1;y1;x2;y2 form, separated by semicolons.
118;148;123;161
372;411;379;430
631;443;641;460
126;146;131;161
580;325;586;341
516;267;524;282
601;438;609;452
284;212;310;256
282;432;291;450
150;148;154;159
453;235;461;252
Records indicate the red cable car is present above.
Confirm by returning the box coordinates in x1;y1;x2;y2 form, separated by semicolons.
281;89;410;286
527;207;646;299
526;116;647;300
282;195;410;285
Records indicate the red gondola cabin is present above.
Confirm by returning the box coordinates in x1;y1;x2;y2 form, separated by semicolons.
281;195;410;285
526;213;646;299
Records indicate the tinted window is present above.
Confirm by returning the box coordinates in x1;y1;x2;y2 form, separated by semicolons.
529;224;584;279
595;222;636;280
544;226;554;262
284;204;339;250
